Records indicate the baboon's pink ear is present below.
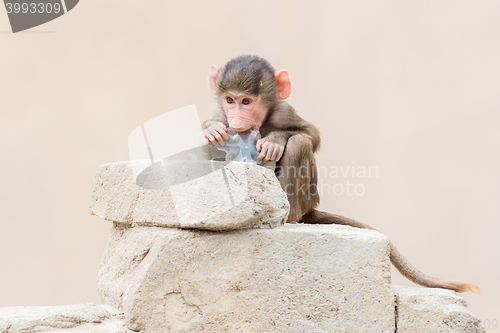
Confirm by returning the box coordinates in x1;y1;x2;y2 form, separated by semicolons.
275;70;291;100
208;65;219;94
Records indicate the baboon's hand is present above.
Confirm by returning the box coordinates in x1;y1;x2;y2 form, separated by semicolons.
202;121;229;146
256;137;285;163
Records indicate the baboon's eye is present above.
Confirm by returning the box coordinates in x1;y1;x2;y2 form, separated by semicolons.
226;97;234;104
242;98;251;105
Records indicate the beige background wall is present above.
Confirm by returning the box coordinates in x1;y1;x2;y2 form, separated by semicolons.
1;0;498;330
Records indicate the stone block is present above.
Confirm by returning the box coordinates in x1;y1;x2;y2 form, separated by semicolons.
89;160;289;231
0;303;117;333
394;286;485;333
98;223;395;332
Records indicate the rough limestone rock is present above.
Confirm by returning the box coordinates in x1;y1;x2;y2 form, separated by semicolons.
89;160;289;230
98;223;395;333
394;286;485;333
0;303;130;333
0;159;484;333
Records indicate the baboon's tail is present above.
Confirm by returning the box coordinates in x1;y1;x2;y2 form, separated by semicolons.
300;209;480;293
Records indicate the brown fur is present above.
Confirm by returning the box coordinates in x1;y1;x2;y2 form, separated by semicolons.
203;55;479;293
216;55;277;108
